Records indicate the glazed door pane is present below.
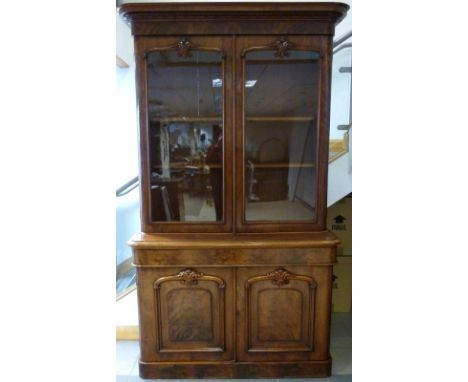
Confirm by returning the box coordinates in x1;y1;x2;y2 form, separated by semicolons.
243;49;320;222
147;49;224;222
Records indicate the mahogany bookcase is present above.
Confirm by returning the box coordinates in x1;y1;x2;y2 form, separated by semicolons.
120;2;349;378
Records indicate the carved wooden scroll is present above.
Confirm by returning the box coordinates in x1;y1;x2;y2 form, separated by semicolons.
175;37;195;57
144;38;226;59
154;268;226;289
245;267;317;288
240;36;294;58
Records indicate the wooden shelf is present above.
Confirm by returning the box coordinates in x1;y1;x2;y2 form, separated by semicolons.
246;116;315;122
151;116;315;123
151;116;222;123
152;162;317;170
152;163;222;170
249;162;315;169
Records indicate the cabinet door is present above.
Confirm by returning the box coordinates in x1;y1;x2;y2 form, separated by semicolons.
236;266;332;362
135;36;234;233
137;267;234;362
235;35;332;232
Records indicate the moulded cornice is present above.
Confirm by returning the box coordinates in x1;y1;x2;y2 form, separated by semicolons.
119;2;349;35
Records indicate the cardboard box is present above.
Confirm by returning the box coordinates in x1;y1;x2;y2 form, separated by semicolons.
327;195;352;256
332;256;352;313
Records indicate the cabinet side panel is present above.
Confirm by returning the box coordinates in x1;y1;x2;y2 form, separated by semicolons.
315;36;334;229
134;37;152;232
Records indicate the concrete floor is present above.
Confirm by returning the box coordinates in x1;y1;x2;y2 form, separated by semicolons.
116;313;351;382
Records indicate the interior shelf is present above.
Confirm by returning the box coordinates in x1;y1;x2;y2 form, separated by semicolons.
249;162;315;168
151;116;314;123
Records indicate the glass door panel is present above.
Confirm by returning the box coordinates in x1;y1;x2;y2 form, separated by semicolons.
147;49;224;222
243;50;320;222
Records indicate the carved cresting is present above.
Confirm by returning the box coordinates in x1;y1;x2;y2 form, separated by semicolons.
144;39;227;60
246;267;317;288
273;37;292;58
176;268;204;286
266;267;292;286
240;36;294;58
154;268;226;288
176;38;195;58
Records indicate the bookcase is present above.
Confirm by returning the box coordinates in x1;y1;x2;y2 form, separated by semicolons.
120;2;349;378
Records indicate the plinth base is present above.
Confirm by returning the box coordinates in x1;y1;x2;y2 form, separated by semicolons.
139;359;332;379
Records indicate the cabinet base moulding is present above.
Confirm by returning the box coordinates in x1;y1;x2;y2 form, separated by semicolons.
139;359;332;379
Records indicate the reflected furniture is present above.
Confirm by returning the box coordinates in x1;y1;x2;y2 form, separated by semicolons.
120;2;348;378
253;138;289;201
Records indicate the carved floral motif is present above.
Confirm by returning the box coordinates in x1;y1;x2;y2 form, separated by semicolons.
273;37;292;58
267;268;291;286
176;38;194;58
177;268;204;285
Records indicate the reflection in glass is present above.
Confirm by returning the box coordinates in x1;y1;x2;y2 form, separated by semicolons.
147;50;223;222
244;50;320;221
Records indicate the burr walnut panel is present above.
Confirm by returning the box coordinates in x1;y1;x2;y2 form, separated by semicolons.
155;268;225;353
237;265;331;362
137;267;234;362
245;267;316;352
166;288;214;342
257;288;303;342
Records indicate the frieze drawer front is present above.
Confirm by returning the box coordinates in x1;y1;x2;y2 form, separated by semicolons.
137;267;234;362
236;266;332;362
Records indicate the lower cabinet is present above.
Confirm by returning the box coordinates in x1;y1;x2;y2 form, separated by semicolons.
137;265;332;364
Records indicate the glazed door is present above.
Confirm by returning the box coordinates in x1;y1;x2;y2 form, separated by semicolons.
135;36;234;233
235;35;332;233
